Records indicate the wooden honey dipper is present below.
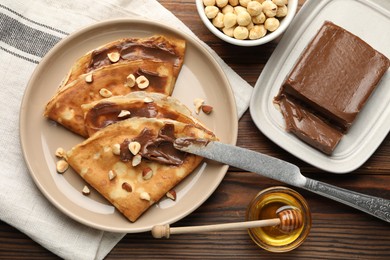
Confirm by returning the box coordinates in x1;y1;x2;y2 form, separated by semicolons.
152;206;303;238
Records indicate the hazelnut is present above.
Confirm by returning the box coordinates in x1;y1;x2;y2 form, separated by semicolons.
122;182;133;192
234;5;247;14
136;75;149;89
262;1;277;17
203;0;216;6
82;185;91;195
252;12;266;24
166;190;177;201
118;110;131;118
107;51;120;63
128;141;141;155
264;17;280;32
212;12;225;28
132;154;142;167
85;73;93;83
99;88;112;98
108;170;117;180
276;4;288;17
236;11;251;26
56;160;68;174
143;97;154;103
238;0;251;7
216;0;228;8
222;26;235;37
249;24;267;39
125;74;136;88
228;0;239;6
140;191;151;201
222;5;234;14
233;26;249;40
205;6;219;19
247;1;262;16
112;143;121;155
272;0;287;6
223;12;237;28
142;167;153;180
202;105;214;114
193;98;205;114
55;147;66;158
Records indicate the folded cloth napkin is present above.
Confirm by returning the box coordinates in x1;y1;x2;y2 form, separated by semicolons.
0;0;253;259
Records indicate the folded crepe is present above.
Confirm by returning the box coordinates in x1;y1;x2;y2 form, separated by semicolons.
82;91;210;137
66;117;217;222
61;35;186;88
44;60;175;137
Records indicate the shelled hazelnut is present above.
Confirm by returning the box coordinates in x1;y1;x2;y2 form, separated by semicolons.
202;0;289;40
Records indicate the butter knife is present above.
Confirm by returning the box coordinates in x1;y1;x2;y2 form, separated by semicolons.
174;138;390;223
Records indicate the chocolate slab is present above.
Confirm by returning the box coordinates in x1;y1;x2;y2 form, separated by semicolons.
281;21;390;132
277;95;343;155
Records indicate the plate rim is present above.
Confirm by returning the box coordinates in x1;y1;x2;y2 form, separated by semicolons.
19;17;238;232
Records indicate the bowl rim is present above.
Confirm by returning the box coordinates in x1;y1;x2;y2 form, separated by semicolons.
195;0;299;46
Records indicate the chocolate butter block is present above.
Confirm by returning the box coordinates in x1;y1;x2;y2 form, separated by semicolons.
281;21;390;132
277;95;343;155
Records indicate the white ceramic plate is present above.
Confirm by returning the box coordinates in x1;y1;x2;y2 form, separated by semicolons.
20;18;238;232
250;0;390;173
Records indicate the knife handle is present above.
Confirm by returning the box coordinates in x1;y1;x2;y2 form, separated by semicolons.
304;178;390;223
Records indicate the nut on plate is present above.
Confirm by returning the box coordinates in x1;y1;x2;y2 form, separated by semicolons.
82;185;91;195
56;159;68;174
201;105;213;114
166;190;177;201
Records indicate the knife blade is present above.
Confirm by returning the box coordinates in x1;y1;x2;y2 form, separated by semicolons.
174;138;390;223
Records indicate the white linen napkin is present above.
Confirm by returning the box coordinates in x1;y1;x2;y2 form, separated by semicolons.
0;0;253;259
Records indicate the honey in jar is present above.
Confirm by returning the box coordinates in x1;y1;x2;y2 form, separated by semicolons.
246;186;311;252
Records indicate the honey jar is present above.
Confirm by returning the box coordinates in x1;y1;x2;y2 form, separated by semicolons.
246;186;311;252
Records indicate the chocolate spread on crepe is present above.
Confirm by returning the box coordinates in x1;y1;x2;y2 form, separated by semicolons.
63;35;186;88
44;60;175;137
66;117;217;222
82;92;211;137
275;21;390;154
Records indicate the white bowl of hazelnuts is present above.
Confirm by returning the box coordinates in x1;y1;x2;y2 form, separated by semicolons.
196;0;298;46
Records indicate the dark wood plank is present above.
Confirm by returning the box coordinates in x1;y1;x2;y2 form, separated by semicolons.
2;0;390;259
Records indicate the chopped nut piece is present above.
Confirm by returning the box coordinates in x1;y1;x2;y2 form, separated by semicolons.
108;170;117;180
118;110;131;118
112;143;121;155
125;74;136;88
85;73;93;83
55;147;66;158
194;98;205;114
122;182;133;192
143;97;154;103
140;191;151;201
82;185;91;195
202;105;213;114
56;160;68;174
142;167;153;180
99;88;112;98
107;51;120;63
132;154;142;167
136;75;149;89
128;141;141;155
166;190;177;201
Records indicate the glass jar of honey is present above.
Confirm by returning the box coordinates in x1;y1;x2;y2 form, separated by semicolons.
246;186;311;252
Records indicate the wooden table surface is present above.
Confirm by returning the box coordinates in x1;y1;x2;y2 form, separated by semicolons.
2;0;390;259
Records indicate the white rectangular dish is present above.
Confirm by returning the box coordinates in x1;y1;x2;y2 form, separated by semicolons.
250;0;390;173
